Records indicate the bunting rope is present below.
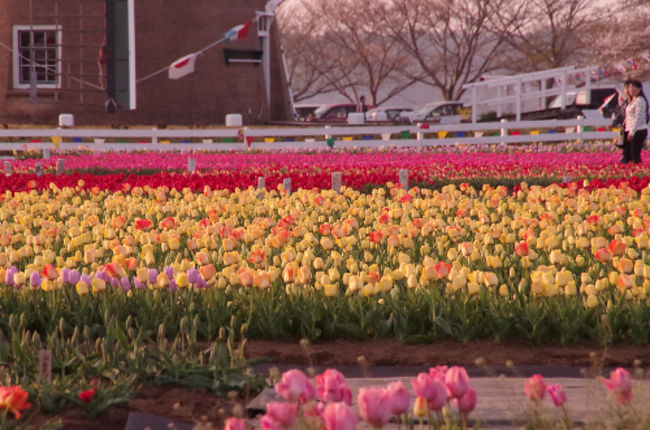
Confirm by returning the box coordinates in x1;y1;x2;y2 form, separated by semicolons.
137;19;255;83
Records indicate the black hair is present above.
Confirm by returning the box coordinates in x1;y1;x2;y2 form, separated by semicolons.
630;80;649;123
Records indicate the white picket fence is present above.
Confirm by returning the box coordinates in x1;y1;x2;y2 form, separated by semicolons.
0;117;617;152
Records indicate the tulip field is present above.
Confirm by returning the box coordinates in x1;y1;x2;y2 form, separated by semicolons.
3;143;650;427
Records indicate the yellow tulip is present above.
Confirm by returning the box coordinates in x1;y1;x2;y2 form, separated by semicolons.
379;275;393;292
91;277;106;293
75;281;89;295
156;273;169;289
176;272;189;288
324;283;338;297
467;282;481;295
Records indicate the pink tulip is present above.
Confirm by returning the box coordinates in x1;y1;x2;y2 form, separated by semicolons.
224;417;246;430
265;402;299;428
445;366;469;399
547;384;567;407
602;368;633;404
453;387;477;413
412;372;447;410
428;365;448;383
386;381;410;415
427;380;448;411
261;414;282;430
315;369;352;404
412;372;436;399
357;387;392;428
524;374;546;401
322;402;357;430
275;369;316;403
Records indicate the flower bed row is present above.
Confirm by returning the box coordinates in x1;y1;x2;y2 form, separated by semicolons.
8;148;650;182
1;181;650;344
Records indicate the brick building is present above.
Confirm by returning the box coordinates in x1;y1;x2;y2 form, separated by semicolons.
0;0;292;125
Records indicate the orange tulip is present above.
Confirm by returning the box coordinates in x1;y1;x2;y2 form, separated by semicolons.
0;385;31;419
608;240;626;256
237;268;254;287
199;264;216;281
159;217;177;229
434;261;451;279
595;247;613;262
42;263;58;280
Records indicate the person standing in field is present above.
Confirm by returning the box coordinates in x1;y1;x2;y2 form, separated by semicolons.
624;80;649;164
616;80;632;162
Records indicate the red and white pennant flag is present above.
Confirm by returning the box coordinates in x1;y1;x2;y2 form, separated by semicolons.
221;21;252;42
168;53;199;80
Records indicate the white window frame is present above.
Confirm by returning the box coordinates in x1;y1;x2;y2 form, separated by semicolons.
12;25;62;90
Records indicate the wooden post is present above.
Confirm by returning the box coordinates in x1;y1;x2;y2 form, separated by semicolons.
43;148;51;159
39;349;52;384
331;172;342;193
4;161;11;176
283;178;291;194
576;115;584;144
56;159;65;175
399;169;409;190
500;119;508;145
187;157;196;173
35;162;42;177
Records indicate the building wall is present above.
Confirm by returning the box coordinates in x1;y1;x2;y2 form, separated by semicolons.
0;0;292;125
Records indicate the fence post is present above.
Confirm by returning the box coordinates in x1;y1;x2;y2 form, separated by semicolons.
4;161;11;176
416;127;425;151
324;125;331;140
500;119;508;145
35;162;42;177
56;159;65;175
43;148;51;159
331;172;342;193
399;168;409;190
576;115;584;144
151;127;158;145
256;176;265;199
282;178;291;194
187;157;196;173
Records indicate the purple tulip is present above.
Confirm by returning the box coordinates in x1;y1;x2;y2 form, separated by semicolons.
61;268;70;284
80;273;92;286
133;277;146;289
5;266;18;286
148;269;158;284
168;278;178;293
186;268;199;284
30;271;43;287
69;270;81;285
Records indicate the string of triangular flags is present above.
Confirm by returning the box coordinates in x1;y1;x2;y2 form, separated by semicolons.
554;53;650;85
137;0;284;83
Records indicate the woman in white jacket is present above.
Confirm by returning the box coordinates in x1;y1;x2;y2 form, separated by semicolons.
625;80;649;164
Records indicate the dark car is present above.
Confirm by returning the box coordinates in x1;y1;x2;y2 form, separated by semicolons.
294;104;319;121
312;103;371;122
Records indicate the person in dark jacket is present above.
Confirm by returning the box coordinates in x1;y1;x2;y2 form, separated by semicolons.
616;80;633;162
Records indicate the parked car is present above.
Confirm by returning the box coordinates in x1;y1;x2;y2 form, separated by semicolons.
294;104;319;121
311;104;360;122
366;107;413;122
400;101;463;124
